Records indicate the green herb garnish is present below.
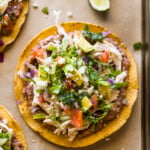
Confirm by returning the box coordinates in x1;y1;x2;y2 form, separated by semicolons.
111;82;128;89
83;25;104;42
33;113;47;119
42;6;49;15
133;42;148;51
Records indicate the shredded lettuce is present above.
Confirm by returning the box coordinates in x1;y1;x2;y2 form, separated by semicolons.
23;78;36;84
33;113;47;119
111;82;128;89
47;45;57;51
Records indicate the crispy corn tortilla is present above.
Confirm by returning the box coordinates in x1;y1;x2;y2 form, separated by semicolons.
14;22;138;147
0;0;29;52
0;105;27;150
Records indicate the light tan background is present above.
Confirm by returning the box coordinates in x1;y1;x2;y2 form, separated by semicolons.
0;0;142;150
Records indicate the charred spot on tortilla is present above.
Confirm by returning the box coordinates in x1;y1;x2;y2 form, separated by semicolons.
0;0;29;52
0;105;27;150
14;22;138;147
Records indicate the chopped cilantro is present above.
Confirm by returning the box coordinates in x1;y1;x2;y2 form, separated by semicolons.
111;82;128;89
133;42;148;51
42;6;49;15
83;25;104;42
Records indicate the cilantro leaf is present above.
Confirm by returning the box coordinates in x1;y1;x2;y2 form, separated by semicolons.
133;42;148;51
42;6;49;15
111;82;128;89
83;25;104;42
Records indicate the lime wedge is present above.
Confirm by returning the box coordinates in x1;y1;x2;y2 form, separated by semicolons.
89;0;110;11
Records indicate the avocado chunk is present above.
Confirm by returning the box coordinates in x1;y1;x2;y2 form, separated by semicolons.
70;69;84;86
81;96;92;111
38;65;50;81
76;37;94;53
99;85;111;99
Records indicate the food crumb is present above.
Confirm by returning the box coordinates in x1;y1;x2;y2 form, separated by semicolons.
105;137;110;141
31;140;37;143
66;11;73;18
32;3;39;8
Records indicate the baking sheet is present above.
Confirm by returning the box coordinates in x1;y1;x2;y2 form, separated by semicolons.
0;0;142;149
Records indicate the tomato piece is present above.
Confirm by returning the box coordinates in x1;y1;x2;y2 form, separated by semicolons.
64;106;72;115
38;94;45;103
91;94;98;110
98;51;110;63
72;109;83;128
32;47;45;58
2;14;14;33
63;78;74;90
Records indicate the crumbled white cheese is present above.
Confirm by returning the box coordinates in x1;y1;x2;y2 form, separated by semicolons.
32;2;39;8
78;66;86;74
87;86;94;95
0;122;13;134
0;0;11;14
114;71;127;83
57;57;66;65
36;80;48;90
66;11;73;18
32;89;40;106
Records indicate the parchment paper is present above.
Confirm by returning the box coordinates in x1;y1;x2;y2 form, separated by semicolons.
0;0;142;150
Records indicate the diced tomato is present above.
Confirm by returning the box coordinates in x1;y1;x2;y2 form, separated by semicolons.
98;51;110;63
38;94;45;103
63;78;74;90
91;94;98;110
72;109;83;128
32;47;45;58
64;106;72;115
2;14;14;33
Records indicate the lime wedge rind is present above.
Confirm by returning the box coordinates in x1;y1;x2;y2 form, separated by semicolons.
89;0;110;12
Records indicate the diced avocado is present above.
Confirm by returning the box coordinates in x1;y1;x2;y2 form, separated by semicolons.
38;65;50;81
76;37;94;53
99;85;111;99
70;69;84;86
81;96;92;111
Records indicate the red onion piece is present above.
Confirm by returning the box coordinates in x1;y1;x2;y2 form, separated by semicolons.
122;99;128;105
31;107;40;114
25;72;32;78
17;70;25;79
82;56;89;64
0;40;4;47
16;100;23;104
30;69;35;77
0;53;4;62
102;31;110;37
106;78;114;85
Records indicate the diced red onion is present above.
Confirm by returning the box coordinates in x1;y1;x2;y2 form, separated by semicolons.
30;69;35;77
106;78;114;85
17;70;25;79
31;107;40;114
16;100;23;104
82;56;89;64
74;102;79;108
0;53;4;62
102;31;110;37
0;40;4;47
25;72;32;78
122;99;128;105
